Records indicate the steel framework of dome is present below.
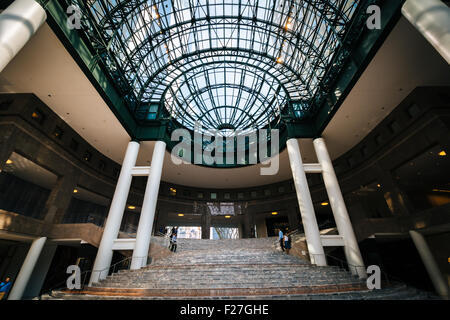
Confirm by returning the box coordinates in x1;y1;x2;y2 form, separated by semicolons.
59;0;365;129
43;0;402;165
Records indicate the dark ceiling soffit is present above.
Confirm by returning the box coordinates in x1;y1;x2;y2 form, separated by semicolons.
0;1;14;9
313;0;406;136
43;0;137;140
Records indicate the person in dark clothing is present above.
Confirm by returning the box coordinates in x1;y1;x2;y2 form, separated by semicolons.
170;233;177;252
284;228;292;254
169;227;178;250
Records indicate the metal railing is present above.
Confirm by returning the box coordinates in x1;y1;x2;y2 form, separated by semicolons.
155;231;172;248
287;228;303;237
43;255;148;297
308;252;405;287
121;223;137;234
62;214;106;227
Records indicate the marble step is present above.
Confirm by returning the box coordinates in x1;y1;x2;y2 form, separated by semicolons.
42;283;437;300
96;277;362;285
41;237;434;300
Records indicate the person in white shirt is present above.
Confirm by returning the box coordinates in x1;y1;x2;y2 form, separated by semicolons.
284;229;291;254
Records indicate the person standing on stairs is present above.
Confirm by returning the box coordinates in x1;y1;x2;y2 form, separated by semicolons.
170;233;177;253
278;229;285;252
169;227;178;245
284;229;292;255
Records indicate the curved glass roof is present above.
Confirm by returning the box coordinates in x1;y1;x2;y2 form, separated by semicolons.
69;0;361;135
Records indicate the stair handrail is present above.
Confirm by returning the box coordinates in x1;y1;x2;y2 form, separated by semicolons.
87;255;150;283
308;252;406;287
287;228;303;236
43;269;92;298
42;255;149;297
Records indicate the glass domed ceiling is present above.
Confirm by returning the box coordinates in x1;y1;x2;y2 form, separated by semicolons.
68;0;361;134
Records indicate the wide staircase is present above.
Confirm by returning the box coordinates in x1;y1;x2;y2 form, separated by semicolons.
43;237;436;300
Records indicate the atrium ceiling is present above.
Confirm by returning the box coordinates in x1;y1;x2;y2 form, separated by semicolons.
64;0;361;134
1;5;450;187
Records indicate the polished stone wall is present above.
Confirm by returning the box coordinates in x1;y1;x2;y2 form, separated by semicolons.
0;87;449;241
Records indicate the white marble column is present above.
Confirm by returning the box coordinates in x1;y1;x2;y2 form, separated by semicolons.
313;137;366;278
8;237;47;300
0;0;46;72
410;230;449;299
89;141;140;285
131;141;166;270
286;138;327;266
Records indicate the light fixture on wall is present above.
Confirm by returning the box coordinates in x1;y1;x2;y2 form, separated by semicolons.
432;188;450;193
271;211;278;215
128;205;136;210
178;213;184;217
225;215;231;219
321;202;329;206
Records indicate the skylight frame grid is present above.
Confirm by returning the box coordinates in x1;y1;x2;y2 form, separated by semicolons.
66;0;362;131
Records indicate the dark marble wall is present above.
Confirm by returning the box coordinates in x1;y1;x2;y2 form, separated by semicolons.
0;172;50;219
0;87;449;240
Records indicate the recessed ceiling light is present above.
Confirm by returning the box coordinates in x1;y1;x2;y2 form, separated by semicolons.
432;189;450;193
377;184;381;188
